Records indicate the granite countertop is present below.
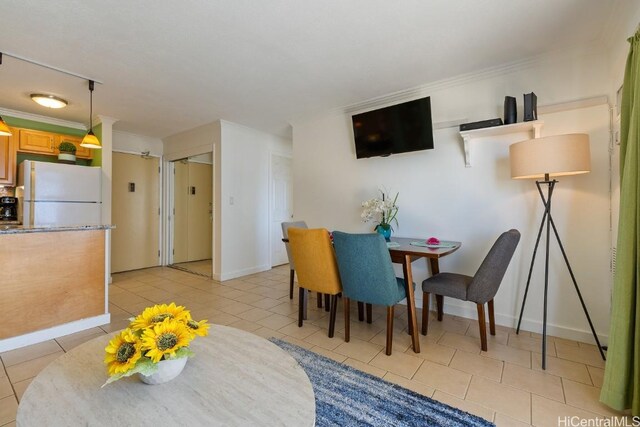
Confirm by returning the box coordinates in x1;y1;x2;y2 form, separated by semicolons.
0;224;114;235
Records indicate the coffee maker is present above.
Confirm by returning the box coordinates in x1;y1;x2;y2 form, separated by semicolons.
0;197;18;221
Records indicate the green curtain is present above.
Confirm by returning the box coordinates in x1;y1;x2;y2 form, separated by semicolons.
600;32;640;415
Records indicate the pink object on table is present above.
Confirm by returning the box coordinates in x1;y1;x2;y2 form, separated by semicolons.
426;237;440;245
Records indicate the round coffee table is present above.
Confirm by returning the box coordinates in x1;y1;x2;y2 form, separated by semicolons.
17;325;316;426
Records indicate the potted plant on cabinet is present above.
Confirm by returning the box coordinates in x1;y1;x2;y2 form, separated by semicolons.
57;141;77;164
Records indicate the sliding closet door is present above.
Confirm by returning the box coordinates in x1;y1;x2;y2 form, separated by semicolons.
186;162;212;261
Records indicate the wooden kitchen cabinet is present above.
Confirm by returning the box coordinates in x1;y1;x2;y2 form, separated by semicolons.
18;129;56;154
17;128;93;160
0;129;17;185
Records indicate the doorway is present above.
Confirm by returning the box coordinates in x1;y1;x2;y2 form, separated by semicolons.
111;152;160;272
169;153;213;277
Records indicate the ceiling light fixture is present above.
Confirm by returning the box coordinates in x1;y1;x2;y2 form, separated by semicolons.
80;80;101;149
0;51;102;140
30;94;68;109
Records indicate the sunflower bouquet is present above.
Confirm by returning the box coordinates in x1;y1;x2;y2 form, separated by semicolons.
103;303;209;386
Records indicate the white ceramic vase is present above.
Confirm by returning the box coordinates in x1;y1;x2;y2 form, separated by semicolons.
138;357;188;385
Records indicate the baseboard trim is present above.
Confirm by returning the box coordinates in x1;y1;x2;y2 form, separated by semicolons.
436;301;608;345
220;264;271;281
0;313;111;352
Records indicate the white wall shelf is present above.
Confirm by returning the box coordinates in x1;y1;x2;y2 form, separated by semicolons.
459;120;543;167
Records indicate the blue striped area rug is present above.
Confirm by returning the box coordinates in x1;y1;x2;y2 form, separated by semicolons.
270;339;494;427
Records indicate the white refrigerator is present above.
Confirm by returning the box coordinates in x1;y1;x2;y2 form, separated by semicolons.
17;160;102;227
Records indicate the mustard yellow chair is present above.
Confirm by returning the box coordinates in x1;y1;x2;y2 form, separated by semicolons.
288;227;343;337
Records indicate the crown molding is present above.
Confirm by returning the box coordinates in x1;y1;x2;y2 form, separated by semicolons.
289;43;604;129
0;106;86;130
538;95;609;116
341;44;603;116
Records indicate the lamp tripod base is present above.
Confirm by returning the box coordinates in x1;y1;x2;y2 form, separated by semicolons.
515;178;606;369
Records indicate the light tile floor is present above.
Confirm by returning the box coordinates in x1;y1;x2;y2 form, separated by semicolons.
170;260;213;277
0;265;630;426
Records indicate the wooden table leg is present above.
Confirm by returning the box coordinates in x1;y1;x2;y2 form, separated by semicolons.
402;254;420;353
429;258;444;321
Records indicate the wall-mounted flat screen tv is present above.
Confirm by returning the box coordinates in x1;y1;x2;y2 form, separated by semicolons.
351;96;434;159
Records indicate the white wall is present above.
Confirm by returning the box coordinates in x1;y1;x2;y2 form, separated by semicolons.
292;49;613;343
219;120;292;280
162;120;291;280
163;121;221;161
113;131;163;157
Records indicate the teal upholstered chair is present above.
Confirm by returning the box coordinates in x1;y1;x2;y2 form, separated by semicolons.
332;231;413;355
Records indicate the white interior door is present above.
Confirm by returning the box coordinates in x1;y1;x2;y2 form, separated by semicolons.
112;152;160;272
271;154;292;267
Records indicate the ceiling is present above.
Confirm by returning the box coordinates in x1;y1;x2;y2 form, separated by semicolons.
0;1;622;139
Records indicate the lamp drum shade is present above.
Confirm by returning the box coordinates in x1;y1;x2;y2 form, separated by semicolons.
509;133;591;180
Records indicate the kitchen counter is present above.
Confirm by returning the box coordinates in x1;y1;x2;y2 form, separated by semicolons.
0;224;113;234
0;226;111;352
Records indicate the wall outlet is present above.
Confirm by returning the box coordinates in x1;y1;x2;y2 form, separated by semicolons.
229;196;234;205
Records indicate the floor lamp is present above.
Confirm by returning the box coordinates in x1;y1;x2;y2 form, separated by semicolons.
509;133;606;369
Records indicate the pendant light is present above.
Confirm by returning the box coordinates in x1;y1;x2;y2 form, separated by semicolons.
0;116;11;137
80;80;101;149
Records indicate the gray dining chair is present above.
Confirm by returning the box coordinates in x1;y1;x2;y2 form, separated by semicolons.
421;229;520;351
281;221;308;299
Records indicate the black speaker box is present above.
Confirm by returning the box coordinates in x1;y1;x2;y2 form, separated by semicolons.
459;118;503;132
504;96;517;124
524;92;537;121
